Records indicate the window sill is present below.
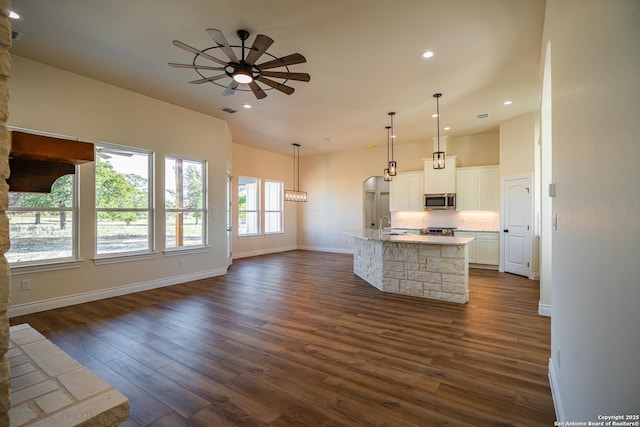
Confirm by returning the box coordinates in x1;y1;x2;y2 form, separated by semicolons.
238;234;261;239
10;259;84;275
163;246;210;256
92;251;158;265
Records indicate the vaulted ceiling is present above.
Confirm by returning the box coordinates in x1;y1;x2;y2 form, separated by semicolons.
9;0;545;155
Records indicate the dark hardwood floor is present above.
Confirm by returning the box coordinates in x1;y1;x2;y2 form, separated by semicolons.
10;251;555;426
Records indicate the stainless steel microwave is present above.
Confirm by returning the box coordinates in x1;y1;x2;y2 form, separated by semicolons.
424;193;456;210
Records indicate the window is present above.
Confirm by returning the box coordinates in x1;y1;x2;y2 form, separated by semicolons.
7;173;77;264
264;180;283;234
165;156;206;249
95;144;153;256
238;177;259;236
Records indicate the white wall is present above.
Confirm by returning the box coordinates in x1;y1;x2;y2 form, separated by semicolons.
8;56;231;315
298;134;500;253
231;143;297;258
544;0;640;421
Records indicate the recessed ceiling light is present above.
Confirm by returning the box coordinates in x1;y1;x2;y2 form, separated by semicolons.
242;104;252;109
422;51;435;58
323;137;335;142
9;10;20;20
444;126;451;131
504;100;513;105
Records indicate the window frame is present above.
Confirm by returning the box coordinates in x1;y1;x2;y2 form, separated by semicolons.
237;176;261;237
264;179;284;235
94;142;155;260
164;154;208;252
7;127;81;270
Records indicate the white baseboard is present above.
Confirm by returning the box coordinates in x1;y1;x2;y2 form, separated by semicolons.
8;268;227;317
548;358;565;422
232;245;297;259
538;301;552;317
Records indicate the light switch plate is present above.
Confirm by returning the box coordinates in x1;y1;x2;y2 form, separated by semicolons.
549;182;556;197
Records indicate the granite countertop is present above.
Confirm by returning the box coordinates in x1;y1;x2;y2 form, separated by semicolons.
343;229;474;245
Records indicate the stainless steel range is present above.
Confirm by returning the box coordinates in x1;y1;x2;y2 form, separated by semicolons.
420;227;457;237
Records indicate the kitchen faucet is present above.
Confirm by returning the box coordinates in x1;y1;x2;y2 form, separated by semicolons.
379;216;391;236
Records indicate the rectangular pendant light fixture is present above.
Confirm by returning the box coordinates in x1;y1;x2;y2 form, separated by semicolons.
285;143;307;202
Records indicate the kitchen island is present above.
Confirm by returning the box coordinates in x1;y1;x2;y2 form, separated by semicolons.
344;229;474;303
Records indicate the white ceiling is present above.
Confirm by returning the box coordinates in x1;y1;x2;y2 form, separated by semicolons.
9;0;545;156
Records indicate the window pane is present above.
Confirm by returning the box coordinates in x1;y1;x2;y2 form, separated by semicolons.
238;177;259;236
7;211;74;263
96;144;152;255
165;158;204;209
265;181;281;211
265;212;281;234
166;212;204;247
8;173;76;264
97;213;149;254
96;150;149;209
245;211;258;234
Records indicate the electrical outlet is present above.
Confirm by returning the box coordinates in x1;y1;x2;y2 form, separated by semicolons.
21;279;31;291
178;258;185;268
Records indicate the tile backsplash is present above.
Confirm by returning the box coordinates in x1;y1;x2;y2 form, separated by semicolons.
391;210;500;232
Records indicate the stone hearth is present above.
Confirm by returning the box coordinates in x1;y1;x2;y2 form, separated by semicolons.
8;324;128;426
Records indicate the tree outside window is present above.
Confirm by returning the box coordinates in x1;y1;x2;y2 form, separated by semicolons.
95;144;153;255
165;156;206;248
7;174;77;264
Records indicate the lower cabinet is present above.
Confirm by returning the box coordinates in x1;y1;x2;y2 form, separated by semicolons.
455;231;499;266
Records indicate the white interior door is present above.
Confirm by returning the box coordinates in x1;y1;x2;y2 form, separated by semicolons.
503;176;532;277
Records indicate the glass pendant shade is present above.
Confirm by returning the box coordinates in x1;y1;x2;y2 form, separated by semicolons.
384;168;392;181
433;151;446;169
388;160;397;176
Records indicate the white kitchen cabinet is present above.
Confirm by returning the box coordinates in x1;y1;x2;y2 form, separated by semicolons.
424;156;456;194
475;232;500;265
455;231;499;266
389;171;424;211
455;165;500;211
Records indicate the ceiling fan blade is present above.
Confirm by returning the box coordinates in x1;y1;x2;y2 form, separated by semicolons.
260;71;310;82
256;53;307;70
172;40;228;66
248;81;267;99
206;28;239;63
245;34;274;66
189;74;228;84
257;76;295;95
222;81;239;96
169;63;225;71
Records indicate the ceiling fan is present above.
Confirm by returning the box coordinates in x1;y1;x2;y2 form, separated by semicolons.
170;28;310;100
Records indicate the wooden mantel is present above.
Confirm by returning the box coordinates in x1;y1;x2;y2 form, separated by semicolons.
8;131;94;193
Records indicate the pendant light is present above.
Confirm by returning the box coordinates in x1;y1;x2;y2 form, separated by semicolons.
433;93;445;169
388;112;397;176
383;125;392;181
284;143;307;202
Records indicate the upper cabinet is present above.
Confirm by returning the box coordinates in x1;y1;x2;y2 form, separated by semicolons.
456;165;500;211
389;171;424;211
423;156;456;194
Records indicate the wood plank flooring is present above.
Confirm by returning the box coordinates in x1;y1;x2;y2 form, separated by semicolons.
10;250;555;426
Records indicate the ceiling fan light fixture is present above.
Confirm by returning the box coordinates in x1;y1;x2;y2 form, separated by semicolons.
232;69;254;84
